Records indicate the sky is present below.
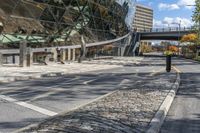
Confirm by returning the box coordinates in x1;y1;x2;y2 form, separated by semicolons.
137;0;195;28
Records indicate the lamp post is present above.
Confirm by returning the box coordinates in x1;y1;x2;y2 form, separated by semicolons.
163;21;170;31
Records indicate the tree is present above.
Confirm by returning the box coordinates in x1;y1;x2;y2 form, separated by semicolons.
169;45;179;53
140;44;152;53
181;34;198;56
181;34;198;43
192;0;200;45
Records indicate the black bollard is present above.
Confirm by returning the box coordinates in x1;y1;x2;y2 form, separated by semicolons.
166;55;171;72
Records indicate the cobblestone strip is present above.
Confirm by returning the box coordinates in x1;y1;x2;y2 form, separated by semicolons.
16;71;177;133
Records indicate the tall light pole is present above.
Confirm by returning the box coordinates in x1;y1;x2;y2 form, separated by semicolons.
162;21;170;31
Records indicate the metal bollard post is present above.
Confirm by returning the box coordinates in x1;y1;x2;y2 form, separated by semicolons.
166;55;171;72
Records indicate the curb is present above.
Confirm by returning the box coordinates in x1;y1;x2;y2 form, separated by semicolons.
146;67;181;133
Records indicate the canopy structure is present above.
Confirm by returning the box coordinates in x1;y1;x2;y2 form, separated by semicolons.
0;0;136;47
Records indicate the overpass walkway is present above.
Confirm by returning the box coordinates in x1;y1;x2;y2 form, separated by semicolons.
124;27;196;56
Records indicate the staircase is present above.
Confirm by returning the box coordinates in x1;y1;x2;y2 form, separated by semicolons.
123;32;140;56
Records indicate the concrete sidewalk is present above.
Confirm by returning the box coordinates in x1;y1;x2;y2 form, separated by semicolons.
0;62;121;83
0;57;144;83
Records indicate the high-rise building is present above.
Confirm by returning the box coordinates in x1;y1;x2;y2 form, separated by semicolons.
133;4;153;32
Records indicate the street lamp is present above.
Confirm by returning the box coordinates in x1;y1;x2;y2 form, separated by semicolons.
162;21;170;31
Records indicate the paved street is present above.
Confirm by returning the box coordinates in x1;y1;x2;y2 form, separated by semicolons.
160;58;200;133
0;57;167;132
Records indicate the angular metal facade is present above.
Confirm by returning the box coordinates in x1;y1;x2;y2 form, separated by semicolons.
0;0;136;47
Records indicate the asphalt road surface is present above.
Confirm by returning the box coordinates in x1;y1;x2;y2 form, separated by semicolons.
160;58;200;133
0;57;165;132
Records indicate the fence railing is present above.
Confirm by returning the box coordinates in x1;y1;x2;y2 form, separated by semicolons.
139;27;196;33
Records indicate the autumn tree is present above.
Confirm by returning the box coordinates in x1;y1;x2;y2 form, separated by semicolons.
169;45;179;53
192;0;200;45
181;33;198;43
181;34;198;55
140;44;152;53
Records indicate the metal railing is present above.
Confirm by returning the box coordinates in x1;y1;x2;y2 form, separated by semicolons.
139;27;196;33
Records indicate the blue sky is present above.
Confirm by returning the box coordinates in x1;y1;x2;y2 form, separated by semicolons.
137;0;195;28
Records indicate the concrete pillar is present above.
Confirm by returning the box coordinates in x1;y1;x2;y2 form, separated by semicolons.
196;49;200;58
68;48;71;61
12;55;15;64
52;48;57;62
19;40;27;67
0;53;3;66
27;47;33;67
72;49;76;61
61;49;66;61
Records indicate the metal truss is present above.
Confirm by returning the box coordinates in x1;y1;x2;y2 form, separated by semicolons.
0;0;134;47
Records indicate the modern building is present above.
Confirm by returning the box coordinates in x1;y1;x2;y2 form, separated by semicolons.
133;4;153;32
0;0;136;47
0;0;137;65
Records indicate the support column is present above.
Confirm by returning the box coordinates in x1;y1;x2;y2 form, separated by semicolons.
12;55;15;64
0;53;3;66
19;40;27;67
72;49;76;61
27;47;33;67
68;48;71;61
52;48;57;62
196;49;200;58
61;49;66;62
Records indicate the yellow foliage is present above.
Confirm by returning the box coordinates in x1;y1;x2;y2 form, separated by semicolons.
181;34;197;43
140;44;152;53
169;45;178;52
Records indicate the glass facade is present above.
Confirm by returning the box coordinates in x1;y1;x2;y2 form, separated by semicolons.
0;0;136;47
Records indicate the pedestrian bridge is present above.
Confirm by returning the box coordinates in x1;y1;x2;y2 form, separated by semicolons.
139;27;196;40
123;27;196;56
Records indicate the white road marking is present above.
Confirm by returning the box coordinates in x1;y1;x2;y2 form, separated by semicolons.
83;79;96;85
150;68;165;76
172;66;182;73
29;91;57;102
0;95;58;116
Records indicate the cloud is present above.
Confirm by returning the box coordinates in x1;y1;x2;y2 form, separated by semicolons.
154;17;194;28
153;19;163;27
158;3;180;10
158;0;195;11
178;0;195;9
